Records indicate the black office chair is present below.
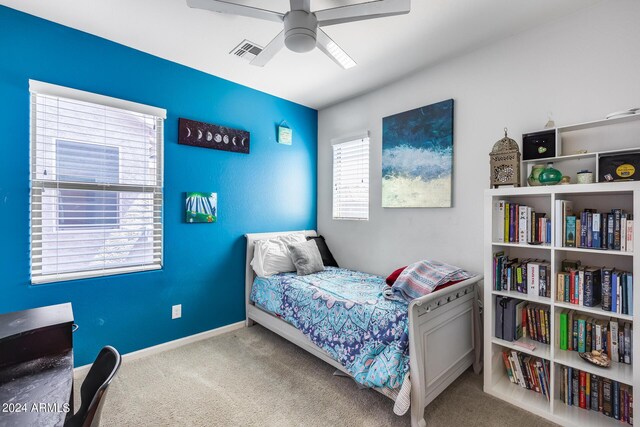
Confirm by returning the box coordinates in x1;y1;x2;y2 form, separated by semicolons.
65;346;121;427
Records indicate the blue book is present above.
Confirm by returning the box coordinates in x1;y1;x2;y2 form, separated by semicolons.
580;212;588;247
593;213;601;248
628;274;633;314
608;214;615;249
578;317;586;353
567;367;573;406
509;203;516;243
622;274;628;315
536;363;546;398
613;381;620;420
566;216;577;247
546;219;552;243
611;271;618;313
587;212;593;247
584;267;602;307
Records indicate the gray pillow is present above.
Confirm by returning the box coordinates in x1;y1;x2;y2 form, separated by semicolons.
288;240;325;276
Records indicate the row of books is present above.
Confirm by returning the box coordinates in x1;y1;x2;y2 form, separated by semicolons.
557;310;633;364
557;266;634;315
495;297;551;345
492;253;551;298
556;200;634;251
501;350;550;400
559;366;633;423
493;201;551;244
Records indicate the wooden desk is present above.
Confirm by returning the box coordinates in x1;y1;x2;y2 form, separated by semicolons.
0;303;74;427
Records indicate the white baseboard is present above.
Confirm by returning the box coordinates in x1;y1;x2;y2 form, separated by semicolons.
74;321;245;377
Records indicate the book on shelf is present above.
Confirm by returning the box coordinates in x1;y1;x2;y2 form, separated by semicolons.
566;215;577;247
559;365;633;424
495;297;519;340
555;310;633;365
493;252;551;297
493;200;551;244
555;199;574;247
500;349;550;400
556;204;634;251
495;296;550;345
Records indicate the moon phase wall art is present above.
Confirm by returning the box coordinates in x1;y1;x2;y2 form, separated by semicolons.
178;118;250;154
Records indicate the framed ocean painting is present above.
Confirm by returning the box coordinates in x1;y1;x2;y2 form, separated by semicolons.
185;192;217;223
382;99;454;208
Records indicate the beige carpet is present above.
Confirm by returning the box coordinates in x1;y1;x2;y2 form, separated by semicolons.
75;325;557;426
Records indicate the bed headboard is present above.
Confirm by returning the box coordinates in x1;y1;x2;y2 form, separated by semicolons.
244;230;317;313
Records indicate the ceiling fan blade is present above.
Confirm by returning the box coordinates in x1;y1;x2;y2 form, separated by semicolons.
315;0;410;27
316;29;356;69
187;0;284;23
250;31;285;67
290;0;311;12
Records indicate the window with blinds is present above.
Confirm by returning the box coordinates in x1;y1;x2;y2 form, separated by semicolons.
332;137;370;220
29;81;165;284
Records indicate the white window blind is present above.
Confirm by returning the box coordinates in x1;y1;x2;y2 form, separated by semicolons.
332;137;369;220
29;81;165;284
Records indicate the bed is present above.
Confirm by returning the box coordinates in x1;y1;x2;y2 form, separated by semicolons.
245;230;483;427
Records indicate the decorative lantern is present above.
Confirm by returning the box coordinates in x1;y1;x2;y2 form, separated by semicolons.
490;128;521;188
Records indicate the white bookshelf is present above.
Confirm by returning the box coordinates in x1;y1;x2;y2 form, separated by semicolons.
484;181;640;427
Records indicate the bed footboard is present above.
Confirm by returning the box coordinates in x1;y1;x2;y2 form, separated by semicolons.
408;276;482;427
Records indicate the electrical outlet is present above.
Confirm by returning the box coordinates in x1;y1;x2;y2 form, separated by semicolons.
172;304;182;319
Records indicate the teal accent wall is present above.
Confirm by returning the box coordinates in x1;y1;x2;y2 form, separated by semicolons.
0;6;317;366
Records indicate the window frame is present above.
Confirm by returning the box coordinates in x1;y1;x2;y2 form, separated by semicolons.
332;132;370;221
29;80;166;285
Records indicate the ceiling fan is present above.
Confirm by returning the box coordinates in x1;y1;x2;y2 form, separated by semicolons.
187;0;411;69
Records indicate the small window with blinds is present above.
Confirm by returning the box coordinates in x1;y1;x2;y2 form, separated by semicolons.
29;81;165;284
332;137;369;220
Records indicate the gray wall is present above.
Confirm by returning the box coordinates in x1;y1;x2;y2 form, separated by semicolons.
317;1;640;277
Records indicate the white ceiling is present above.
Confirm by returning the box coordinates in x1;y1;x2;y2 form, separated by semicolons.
2;0;599;109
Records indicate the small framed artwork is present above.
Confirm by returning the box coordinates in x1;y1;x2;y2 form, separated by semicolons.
278;125;292;145
185;192;217;223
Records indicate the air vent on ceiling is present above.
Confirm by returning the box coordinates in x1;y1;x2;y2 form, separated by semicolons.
229;40;263;62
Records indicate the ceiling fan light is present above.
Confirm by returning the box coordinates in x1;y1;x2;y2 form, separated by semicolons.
326;41;356;69
285;32;317;53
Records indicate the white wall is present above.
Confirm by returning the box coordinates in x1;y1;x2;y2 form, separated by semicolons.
317;1;640;277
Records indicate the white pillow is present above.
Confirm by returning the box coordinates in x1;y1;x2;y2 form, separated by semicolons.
250;233;307;277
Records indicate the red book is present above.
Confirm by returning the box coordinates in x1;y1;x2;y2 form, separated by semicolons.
569;271;576;304
529;359;540;393
528;307;537;339
579;371;586;409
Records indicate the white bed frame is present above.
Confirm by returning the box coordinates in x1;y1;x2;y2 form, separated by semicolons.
245;230;482;427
